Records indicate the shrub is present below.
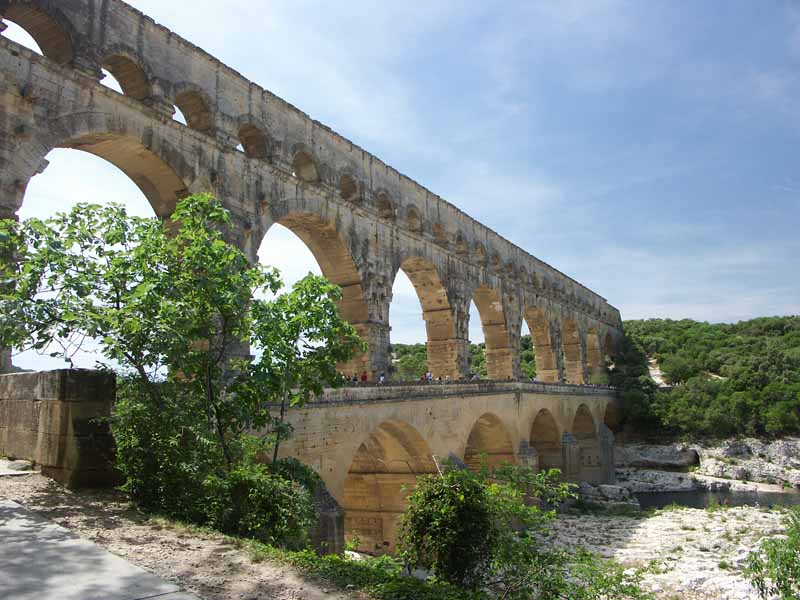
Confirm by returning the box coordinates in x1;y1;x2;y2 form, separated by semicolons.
746;507;800;599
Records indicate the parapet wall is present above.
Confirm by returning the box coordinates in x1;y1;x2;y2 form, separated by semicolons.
0;369;116;487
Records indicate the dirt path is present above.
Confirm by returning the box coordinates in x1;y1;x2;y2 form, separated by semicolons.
0;473;357;600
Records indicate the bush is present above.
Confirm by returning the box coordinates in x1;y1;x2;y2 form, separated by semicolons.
746;507;800;599
399;462;653;599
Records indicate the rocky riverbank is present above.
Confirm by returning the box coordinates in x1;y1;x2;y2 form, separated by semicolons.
554;504;787;600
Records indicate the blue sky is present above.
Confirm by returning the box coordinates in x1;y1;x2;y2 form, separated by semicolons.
3;1;800;369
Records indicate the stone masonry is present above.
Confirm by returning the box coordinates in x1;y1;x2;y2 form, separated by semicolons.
0;0;622;383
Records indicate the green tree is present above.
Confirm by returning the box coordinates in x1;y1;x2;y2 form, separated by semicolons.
0;195;362;544
746;507;800;599
399;462;652;599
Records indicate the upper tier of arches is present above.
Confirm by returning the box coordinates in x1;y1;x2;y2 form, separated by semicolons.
0;0;620;330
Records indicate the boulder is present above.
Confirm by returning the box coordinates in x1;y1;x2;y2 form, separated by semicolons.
615;444;699;469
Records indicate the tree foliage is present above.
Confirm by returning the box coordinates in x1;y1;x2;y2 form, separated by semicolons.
0;195;363;545
746;507;800;599
615;317;800;438
399;462;652;599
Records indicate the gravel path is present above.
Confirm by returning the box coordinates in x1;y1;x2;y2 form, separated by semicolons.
0;474;357;600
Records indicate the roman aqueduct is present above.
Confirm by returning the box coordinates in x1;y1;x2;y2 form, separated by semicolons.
0;0;624;553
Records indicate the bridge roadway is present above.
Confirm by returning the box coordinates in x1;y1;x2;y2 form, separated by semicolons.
279;380;618;554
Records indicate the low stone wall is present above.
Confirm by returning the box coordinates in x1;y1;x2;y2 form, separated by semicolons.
0;369;116;488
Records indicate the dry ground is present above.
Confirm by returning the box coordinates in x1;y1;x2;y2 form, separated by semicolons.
0;473;358;600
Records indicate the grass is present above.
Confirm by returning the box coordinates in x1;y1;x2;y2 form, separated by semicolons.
144;514;477;600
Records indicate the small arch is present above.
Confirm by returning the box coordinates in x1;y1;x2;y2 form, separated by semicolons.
2;3;74;65
292;148;319;183
174;88;214;133
405;205;422;232
473;242;487;262
530;409;562;471
376;192;395;220
490;253;502;270
432;222;448;245
102;54;151;101
339;173;360;202
455;232;468;255
473;285;514;379
343;420;436;554
237;123;270;160
573;404;597;441
464;413;515;473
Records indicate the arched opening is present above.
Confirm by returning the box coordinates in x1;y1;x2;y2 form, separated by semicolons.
260;213;371;379
464;413;515;473
376;192;395;220
343;420;436;554
11;140;180;370
392;257;459;380
586;328;605;384
468;300;486;378
102;54;151;101
292;150;319;183
237;123;270;160
432;222;448;246
530;409;562;471
1;4;73;65
519;319;535;379
405;205;422;232
100;68;123;94
473;286;514;379
339;174;359;202
561;317;584;384
524;307;559;382
174;89;213;134
572;404;601;482
389;268;428;381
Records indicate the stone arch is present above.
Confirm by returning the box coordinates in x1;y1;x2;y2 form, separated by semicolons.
405;205;422;232
561;317;584;384
395;256;461;379
432;222;448;246
473;285;515;379
603;401;620;432
455;231;468;255
1;1;75;65
291;147;319;183
339;172;360;203
463;412;515;473
173;85;214;134
237;122;270;160
263;212;371;377
473;241;487;263
586;328;603;382
101;52;151;101
342;419;436;554
376;191;395;220
530;409;562;471
523;306;559;382
572;404;602;482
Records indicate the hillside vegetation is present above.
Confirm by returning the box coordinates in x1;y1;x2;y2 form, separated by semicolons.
392;336;537;380
616;316;800;438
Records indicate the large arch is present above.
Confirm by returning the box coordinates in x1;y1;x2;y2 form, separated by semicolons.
342;420;436;555
524;307;559;382
586;328;603;383
473;285;514;379
561;317;584;384
264;213;372;378
396;257;460;379
572;404;602;482
463;413;515;473
530;409;562;471
1;2;74;65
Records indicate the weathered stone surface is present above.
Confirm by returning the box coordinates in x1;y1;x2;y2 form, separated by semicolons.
0;370;115;488
696;438;800;488
4;459;32;471
0;0;622;383
615;468;700;493
615;443;699;469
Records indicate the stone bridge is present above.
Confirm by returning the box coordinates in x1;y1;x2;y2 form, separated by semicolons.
0;0;623;383
282;382;618;553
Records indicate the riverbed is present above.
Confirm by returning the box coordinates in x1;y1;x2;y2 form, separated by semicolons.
554;504;787;600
